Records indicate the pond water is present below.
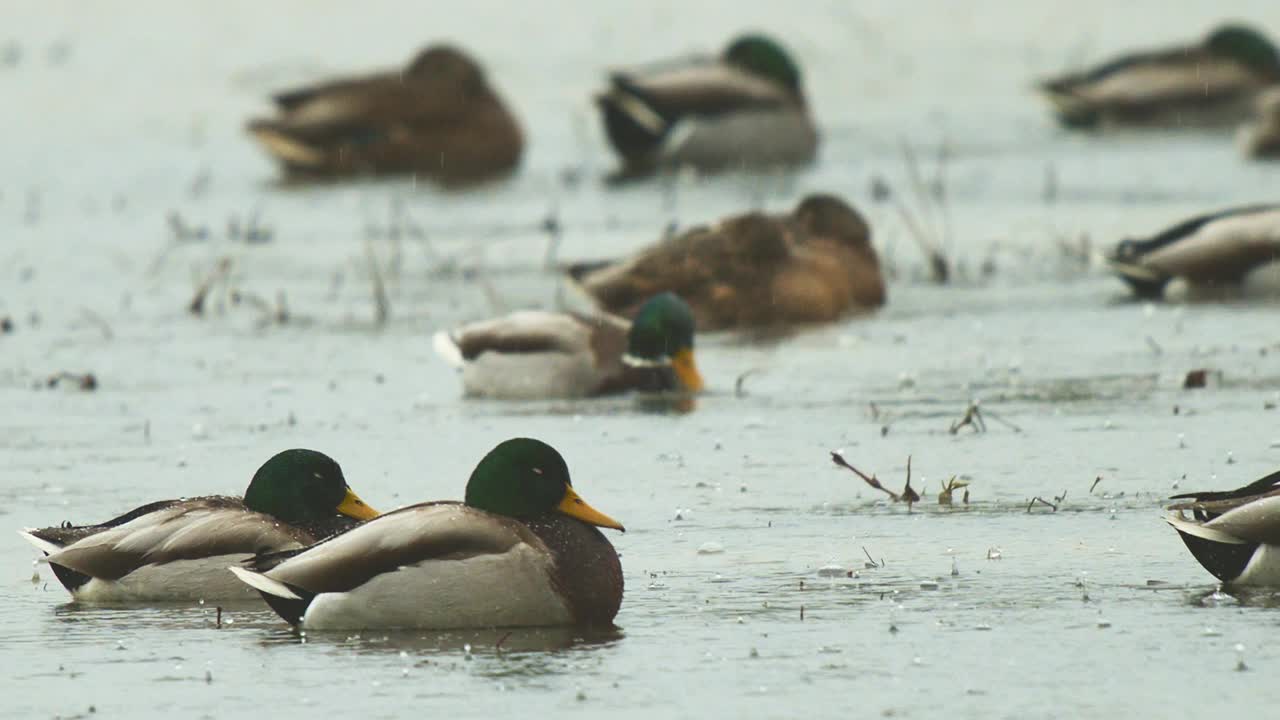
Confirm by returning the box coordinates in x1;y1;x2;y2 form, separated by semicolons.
3;1;1280;718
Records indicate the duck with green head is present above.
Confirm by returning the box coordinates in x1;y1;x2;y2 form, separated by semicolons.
432;292;704;399
247;44;524;185
18;450;379;602
596;32;818;178
1039;23;1280;130
231;438;625;630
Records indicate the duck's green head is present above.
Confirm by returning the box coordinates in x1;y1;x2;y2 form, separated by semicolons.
243;449;380;525
624;292;704;392
724;34;804;94
465;438;624;531
1205;24;1280;75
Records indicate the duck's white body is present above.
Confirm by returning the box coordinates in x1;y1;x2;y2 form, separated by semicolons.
433;310;630;400
231;503;575;630
1111;205;1280;298
20;500;310;602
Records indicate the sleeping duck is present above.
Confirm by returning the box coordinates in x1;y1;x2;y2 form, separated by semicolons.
230;438;624;630
1167;469;1280;586
433;292;703;399
596;33;818;177
19;450;378;602
1240;87;1280;158
1039;23;1280;130
1108;204;1280;298
566;193;884;330
247;44;523;185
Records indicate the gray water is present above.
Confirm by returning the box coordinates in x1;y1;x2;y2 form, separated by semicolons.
4;1;1280;718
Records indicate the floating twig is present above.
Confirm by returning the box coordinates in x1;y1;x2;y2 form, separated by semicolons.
830;451;899;501
949;402;987;434
364;236;390;328
938;476;970;506
188;258;232;316
1089;476;1102;494
1026;496;1058;513
862;546;884;569
47;372;97;391
495;631;512;652
215;606;222;629
734;369;760;398
79;307;113;340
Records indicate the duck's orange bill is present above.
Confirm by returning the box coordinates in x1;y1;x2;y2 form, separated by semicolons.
336;487;380;521
557;487;625;532
672;348;704;393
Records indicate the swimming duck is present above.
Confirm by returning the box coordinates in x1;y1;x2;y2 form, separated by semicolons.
566;194;884;330
1167;469;1280;586
247;44;523;185
19;450;379;602
1039;23;1280;130
230;438;624;630
1240;87;1280;158
432;293;704;399
1108;204;1280;299
596;33;818;177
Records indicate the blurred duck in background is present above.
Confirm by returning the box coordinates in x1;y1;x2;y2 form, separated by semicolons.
247;44;523;185
595;33;818;179
1240;87;1280;158
1039;23;1280;130
433;293;703;400
567;194;883;330
1108;204;1280;299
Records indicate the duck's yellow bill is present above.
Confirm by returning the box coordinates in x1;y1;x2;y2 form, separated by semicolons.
336;487;380;521
672;348;704;393
557;487;625;532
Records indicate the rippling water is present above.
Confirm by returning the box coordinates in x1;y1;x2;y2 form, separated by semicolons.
4;1;1280;718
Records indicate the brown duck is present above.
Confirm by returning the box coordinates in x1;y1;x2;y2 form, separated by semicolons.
247;44;523;185
567;194;885;330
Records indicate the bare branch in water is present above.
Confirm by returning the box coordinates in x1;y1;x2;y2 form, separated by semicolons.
364;236;390;328
830;450;900;501
188;258;232;316
1026;496;1058;513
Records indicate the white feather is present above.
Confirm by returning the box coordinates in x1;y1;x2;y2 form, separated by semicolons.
301;545;570;630
17;529;62;558
72;555;259;602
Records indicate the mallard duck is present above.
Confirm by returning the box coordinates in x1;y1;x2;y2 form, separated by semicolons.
1167;469;1280;585
566;193;884;330
1108;204;1280;298
18;450;378;602
595;33;818;177
432;293;703;399
230;438;624;630
247;44;523;185
1240;87;1280;158
1039;23;1280;129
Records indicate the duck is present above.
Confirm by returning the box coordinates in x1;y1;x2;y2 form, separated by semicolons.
18;449;379;602
1240;87;1280;158
1108;204;1280;299
566;193;884;331
246;44;523;185
432;292;704;399
1039;23;1280;130
1166;469;1280;586
595;33;818;178
229;438;624;630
